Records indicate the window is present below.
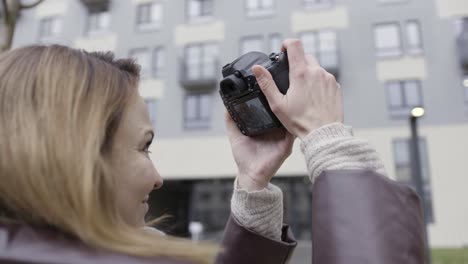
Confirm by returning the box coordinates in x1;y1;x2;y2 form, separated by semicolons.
303;0;333;8
317;31;338;69
152;48;165;78
393;139;434;223
374;23;402;57
39;17;62;41
246;0;274;17
272;178;312;240
386;80;423;116
145;99;157;128
184;43;219;80
87;11;110;35
301;32;317;55
240;36;263;54
129;49;150;79
190;180;232;232
136;2;162;31
269;34;282;53
300;31;338;69
405;20;423;54
130;48;164;79
184;93;212;129
187;0;214;21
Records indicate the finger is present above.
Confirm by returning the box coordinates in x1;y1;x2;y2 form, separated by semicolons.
305;54;320;69
252;65;283;112
281;39;307;75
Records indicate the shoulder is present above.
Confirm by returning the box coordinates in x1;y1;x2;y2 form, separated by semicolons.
0;224;193;264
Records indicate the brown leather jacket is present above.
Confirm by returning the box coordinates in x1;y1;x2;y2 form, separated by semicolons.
0;170;426;264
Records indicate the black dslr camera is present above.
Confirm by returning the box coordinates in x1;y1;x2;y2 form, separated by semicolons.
219;52;289;136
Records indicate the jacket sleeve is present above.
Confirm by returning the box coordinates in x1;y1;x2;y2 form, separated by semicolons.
214;215;297;264
311;170;426;264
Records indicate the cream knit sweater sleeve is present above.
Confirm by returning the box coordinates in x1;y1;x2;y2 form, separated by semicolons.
230;123;387;241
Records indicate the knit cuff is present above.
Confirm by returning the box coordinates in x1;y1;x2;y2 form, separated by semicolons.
300;122;353;151
300;123;387;183
231;178;283;241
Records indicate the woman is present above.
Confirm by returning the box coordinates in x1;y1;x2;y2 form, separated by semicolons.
0;40;425;264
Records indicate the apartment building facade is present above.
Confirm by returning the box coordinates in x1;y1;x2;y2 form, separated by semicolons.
7;0;468;248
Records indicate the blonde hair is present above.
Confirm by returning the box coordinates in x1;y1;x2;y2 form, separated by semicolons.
0;45;217;263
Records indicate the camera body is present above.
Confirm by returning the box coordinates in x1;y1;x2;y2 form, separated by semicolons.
219;52;289;136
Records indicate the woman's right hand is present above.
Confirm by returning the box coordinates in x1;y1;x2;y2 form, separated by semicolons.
252;39;344;140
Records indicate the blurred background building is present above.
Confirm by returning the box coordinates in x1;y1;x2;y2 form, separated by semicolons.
7;0;468;261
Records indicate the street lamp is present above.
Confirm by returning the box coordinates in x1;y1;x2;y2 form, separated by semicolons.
411;107;425;118
409;106;431;264
463;77;468;88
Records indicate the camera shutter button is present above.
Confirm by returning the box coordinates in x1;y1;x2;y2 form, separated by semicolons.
234;71;242;78
269;53;280;61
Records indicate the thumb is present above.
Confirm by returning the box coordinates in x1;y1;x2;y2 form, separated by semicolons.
252;65;282;111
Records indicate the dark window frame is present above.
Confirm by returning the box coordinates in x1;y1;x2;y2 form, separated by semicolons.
385;80;424;114
129;48;151;79
373;22;404;58
135;1;162;32
144;99;158;128
405;19;424;55
152;47;165;78
186;0;214;21
183;92;212;130
38;16;61;40
299;30;338;67
268;33;282;53
183;42;219;81
86;10;110;36
245;0;276;17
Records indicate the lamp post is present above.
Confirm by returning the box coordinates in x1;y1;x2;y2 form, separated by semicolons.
409;106;431;264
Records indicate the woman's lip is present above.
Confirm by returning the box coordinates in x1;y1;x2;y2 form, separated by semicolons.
142;195;149;203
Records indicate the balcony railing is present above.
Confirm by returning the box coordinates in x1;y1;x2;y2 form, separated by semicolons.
179;59;220;92
80;0;110;12
457;18;468;71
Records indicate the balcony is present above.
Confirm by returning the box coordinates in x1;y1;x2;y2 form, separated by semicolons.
80;0;110;12
457;18;468;72
179;59;220;92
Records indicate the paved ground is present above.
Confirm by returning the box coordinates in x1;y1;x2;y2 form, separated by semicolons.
290;241;312;264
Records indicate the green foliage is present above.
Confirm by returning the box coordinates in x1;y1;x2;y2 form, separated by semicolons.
432;248;468;264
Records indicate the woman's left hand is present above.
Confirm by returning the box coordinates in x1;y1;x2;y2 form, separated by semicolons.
225;112;295;191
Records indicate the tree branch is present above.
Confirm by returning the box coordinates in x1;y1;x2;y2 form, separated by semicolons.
19;0;44;9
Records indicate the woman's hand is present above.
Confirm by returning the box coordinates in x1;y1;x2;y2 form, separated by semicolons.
225;112;295;191
252;39;344;140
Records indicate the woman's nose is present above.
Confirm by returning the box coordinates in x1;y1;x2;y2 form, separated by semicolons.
153;168;163;190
